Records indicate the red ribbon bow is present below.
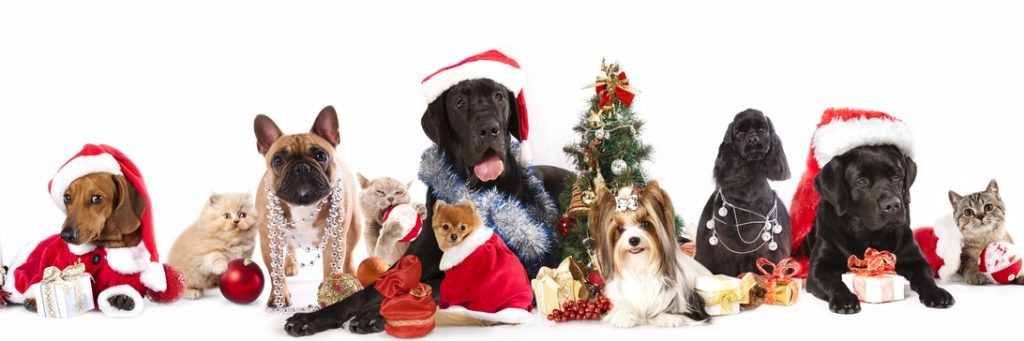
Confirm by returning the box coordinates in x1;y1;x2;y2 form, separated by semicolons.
756;257;801;282
594;72;637;108
847;248;897;277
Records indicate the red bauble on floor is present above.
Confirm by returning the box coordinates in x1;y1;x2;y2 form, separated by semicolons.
219;259;265;304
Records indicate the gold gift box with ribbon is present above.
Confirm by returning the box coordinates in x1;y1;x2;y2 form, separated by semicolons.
695;275;755;316
741;258;803;307
32;263;94;318
531;257;590;315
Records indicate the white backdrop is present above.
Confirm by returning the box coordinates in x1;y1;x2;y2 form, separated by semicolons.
1;1;1022;340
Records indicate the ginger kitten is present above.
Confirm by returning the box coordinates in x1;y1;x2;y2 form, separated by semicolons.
169;193;259;299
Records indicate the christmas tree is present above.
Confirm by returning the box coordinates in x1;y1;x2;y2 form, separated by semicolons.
556;59;684;268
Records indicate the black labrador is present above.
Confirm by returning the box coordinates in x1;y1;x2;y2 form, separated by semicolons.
806;145;955;314
695;109;791;276
284;78;573;336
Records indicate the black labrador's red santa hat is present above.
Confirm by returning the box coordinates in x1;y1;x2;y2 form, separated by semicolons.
420;49;532;163
789;109;914;269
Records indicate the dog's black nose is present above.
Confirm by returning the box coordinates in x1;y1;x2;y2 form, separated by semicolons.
478;121;500;138
628;237;641;247
450;234;459;242
747;135;761;145
294;163;311;174
880;197;903;214
60;227;79;243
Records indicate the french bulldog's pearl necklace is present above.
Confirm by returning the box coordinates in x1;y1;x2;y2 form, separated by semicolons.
264;177;346;314
705;190;782;254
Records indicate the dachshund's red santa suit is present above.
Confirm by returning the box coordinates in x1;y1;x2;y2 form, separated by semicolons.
4;144;184;317
438;227;534;324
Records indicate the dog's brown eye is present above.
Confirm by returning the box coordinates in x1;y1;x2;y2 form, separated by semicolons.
456;99;467;110
63;194;72;204
893;174;902;181
965;209;975;216
758;128;766;133
640;221;652;229
271;156;284;168
459;225;467;231
494;92;504;102
855;178;869;187
223;213;232;219
616;225;624;233
90;195;103;204
442;224;450;230
985;204;994;212
314;151;328;162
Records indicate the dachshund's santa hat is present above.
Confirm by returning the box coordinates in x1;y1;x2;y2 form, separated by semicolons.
789;109;914;273
47;144;164;284
420;49;532;163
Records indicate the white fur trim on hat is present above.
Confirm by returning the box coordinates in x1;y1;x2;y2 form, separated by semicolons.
49;153;123;213
97;285;145;318
438;305;535;325
813;117;914;167
439;228;494;271
518;142;532;165
140;262;167;292
422;60;525;103
934;214;964;281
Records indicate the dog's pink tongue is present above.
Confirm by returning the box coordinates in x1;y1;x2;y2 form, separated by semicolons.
473;155;504;182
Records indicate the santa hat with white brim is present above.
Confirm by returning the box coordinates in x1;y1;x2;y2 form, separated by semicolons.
790;109;915;261
421;49;532;163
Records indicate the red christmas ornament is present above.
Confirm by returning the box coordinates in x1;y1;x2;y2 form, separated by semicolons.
148;264;186;304
219;259;265;304
557;217;576;237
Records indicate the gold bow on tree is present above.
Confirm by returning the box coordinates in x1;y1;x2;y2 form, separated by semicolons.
586;59;639;111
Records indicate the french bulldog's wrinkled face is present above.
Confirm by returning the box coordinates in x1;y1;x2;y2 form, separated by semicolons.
255;106;341;206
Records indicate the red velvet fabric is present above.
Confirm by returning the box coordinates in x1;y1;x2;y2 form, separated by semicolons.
439;233;533;314
14;234;146;306
913;227;943;277
376;256;436;339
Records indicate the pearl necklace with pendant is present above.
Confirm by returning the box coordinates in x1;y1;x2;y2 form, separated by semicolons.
264;177;345;314
705;189;782;254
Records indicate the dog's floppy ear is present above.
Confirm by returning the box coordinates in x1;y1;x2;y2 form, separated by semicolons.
311;105;340;146
642;181;676;234
901;155;917;203
254;114;283;155
421;94;448;145
763;117;791;181
814;158;850;216
506;90;523;142
105;174;146;243
713;121;741;186
588;186;616;274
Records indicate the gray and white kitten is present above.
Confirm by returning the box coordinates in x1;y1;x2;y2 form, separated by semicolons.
949;179;1018;285
358;174;426;265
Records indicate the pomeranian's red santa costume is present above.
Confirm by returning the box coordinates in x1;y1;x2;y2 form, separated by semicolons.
789;109;915;276
4;144;184;317
438;227;534;324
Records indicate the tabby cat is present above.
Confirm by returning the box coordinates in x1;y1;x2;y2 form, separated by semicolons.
949;179;1018;285
358;174;426;265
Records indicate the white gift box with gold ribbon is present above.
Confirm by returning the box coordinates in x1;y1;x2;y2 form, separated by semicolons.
32;263;95;318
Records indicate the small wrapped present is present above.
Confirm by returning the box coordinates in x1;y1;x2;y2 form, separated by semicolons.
317;273;362;308
841;248;906;304
696;275;755;316
377;256;436;339
32;263;94;318
531;257;590;315
743;258;803;307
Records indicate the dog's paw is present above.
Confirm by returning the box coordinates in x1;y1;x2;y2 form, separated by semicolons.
109;294;136;311
268;289;293;308
964;273;989;285
828;292;861;315
285;311;344;337
605;311;640;328
183;288;203;300
650;313;689;328
24;298;37;313
348;308;386;334
285;261;299;277
919;288;955;309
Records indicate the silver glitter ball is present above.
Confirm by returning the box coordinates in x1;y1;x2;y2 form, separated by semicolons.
768;241;779;251
611;159;628;175
706;220;715;229
718;207;728;216
762;232;772;241
772;224;783;234
709;236;719;246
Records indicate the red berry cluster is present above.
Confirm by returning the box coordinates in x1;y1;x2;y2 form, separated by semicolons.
546;295;612;322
